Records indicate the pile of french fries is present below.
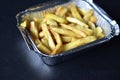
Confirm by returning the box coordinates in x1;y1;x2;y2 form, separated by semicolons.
20;3;105;55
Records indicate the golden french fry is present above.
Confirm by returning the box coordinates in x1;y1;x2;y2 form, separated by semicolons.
20;20;27;30
51;44;62;55
78;8;88;16
45;13;67;23
71;37;77;42
39;31;44;38
94;27;104;38
30;21;38;38
60;24;87;37
90;16;97;23
55;6;68;17
66;17;88;28
50;27;63;54
83;9;94;23
83;29;93;36
38;23;42;31
46;19;58;26
98;33;105;39
62;36;97;51
32;18;42;31
51;27;81;38
75;25;93;36
66;11;73;17
35;39;51;54
68;23;76;27
61;36;72;43
88;21;96;30
41;23;55;50
75;24;86;29
41;38;50;49
50;28;62;44
70;4;83;21
31;19;42;31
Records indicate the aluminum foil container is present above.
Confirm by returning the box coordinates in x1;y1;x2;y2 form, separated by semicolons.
16;0;120;65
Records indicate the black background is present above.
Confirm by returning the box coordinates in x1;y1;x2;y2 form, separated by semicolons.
0;0;120;80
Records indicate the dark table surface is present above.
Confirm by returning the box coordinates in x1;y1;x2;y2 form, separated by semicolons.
0;0;120;80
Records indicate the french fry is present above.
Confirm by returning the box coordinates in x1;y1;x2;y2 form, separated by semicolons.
90;16;97;23
61;36;72;43
88;21;96;30
41;38;50;49
71;37;77;42
78;8;88;16
94;27;104;38
68;23;76;27
60;24;87;37
66;11;73;17
30;21;38;38
39;31;44;38
75;24;86;29
32;18;42;31
83;9;94;23
66;17;88;28
45;13;67;23
70;4;83;21
62;36;97;51
46;19;58;26
41;23;55;50
55;6;68;17
35;39;51;54
75;25;93;36
50;27;63;54
51;27;81;38
98;33;105;39
20;20;28;30
38;23;42;31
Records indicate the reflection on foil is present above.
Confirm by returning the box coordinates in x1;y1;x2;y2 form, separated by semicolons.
19;41;59;80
